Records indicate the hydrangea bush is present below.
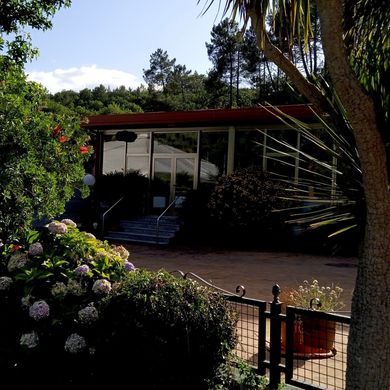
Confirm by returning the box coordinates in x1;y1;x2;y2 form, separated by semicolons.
0;219;134;386
0;219;237;389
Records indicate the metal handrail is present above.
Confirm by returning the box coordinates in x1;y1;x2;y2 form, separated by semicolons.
156;196;181;244
101;197;124;237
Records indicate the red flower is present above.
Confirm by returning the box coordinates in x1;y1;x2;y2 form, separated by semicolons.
52;125;61;137
80;146;89;154
10;244;22;252
59;135;68;143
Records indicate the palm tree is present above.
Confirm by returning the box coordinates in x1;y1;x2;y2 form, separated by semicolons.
200;1;389;389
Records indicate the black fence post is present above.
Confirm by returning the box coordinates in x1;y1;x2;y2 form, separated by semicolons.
269;284;282;389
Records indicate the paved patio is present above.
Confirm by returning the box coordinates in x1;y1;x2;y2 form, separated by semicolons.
126;244;357;312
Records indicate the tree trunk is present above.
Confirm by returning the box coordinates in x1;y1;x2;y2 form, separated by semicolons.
316;1;390;389
248;6;333;116
248;0;390;388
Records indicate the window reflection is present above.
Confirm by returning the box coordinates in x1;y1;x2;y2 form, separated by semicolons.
200;132;228;183
154;132;198;154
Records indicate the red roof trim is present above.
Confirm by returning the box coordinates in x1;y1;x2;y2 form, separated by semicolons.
83;104;317;131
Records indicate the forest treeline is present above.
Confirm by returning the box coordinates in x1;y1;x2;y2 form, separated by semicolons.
48;18;323;115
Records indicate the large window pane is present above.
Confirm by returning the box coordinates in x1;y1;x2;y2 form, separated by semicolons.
235;130;264;170
154;132;198;154
176;158;195;192
126;156;149;177
126;132;150;154
103;141;125;174
200;131;228;183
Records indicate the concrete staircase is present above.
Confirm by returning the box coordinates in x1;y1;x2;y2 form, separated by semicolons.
104;215;182;245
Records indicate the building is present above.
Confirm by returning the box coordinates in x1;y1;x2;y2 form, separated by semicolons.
84;104;338;214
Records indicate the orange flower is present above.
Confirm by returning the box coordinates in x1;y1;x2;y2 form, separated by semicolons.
59;135;67;143
79;146;89;154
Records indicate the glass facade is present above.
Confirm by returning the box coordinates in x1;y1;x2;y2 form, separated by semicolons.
101;126;333;203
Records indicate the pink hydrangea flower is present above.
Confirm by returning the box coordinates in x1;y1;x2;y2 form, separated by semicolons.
48;221;68;234
28;242;43;256
113;245;130;260
61;219;77;227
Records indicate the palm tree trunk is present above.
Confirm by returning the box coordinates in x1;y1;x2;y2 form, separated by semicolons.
316;1;390;389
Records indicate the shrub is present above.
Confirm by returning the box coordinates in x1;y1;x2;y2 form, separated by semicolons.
93;171;149;216
0;60;92;240
96;270;238;390
208;167;292;245
0;221;237;389
210;355;269;390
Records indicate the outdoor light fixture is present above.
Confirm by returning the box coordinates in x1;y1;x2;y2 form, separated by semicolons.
83;173;96;186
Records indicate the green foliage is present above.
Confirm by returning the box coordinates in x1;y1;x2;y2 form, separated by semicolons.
0;0;71;66
210;355;268;389
0;219;133;387
345;0;389;130
0;62;92;239
96;270;238;390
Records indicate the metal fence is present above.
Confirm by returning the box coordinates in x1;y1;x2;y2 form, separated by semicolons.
225;286;350;390
176;271;350;390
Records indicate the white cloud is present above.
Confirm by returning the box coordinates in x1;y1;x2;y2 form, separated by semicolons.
26;65;143;93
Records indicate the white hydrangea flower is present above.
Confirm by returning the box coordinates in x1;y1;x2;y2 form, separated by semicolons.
29;300;50;321
0;276;13;291
67;279;85;296
20;331;39;349
78;305;99;324
64;333;87;354
61;219;77;227
84;232;96;239
28;242;43;256
51;282;68;299
92;279;112;295
48;221;68;234
7;252;28;272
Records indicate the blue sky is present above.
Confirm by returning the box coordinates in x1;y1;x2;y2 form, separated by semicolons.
24;0;224;93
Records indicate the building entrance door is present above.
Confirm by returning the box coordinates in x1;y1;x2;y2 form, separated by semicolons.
152;154;197;211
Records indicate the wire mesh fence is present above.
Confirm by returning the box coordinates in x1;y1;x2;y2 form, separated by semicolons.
226;293;350;390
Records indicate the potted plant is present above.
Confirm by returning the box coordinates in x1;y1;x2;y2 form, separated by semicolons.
280;279;345;357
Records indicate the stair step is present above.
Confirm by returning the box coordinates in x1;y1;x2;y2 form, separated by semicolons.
118;223;180;233
105;215;182;246
104;235;170;245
